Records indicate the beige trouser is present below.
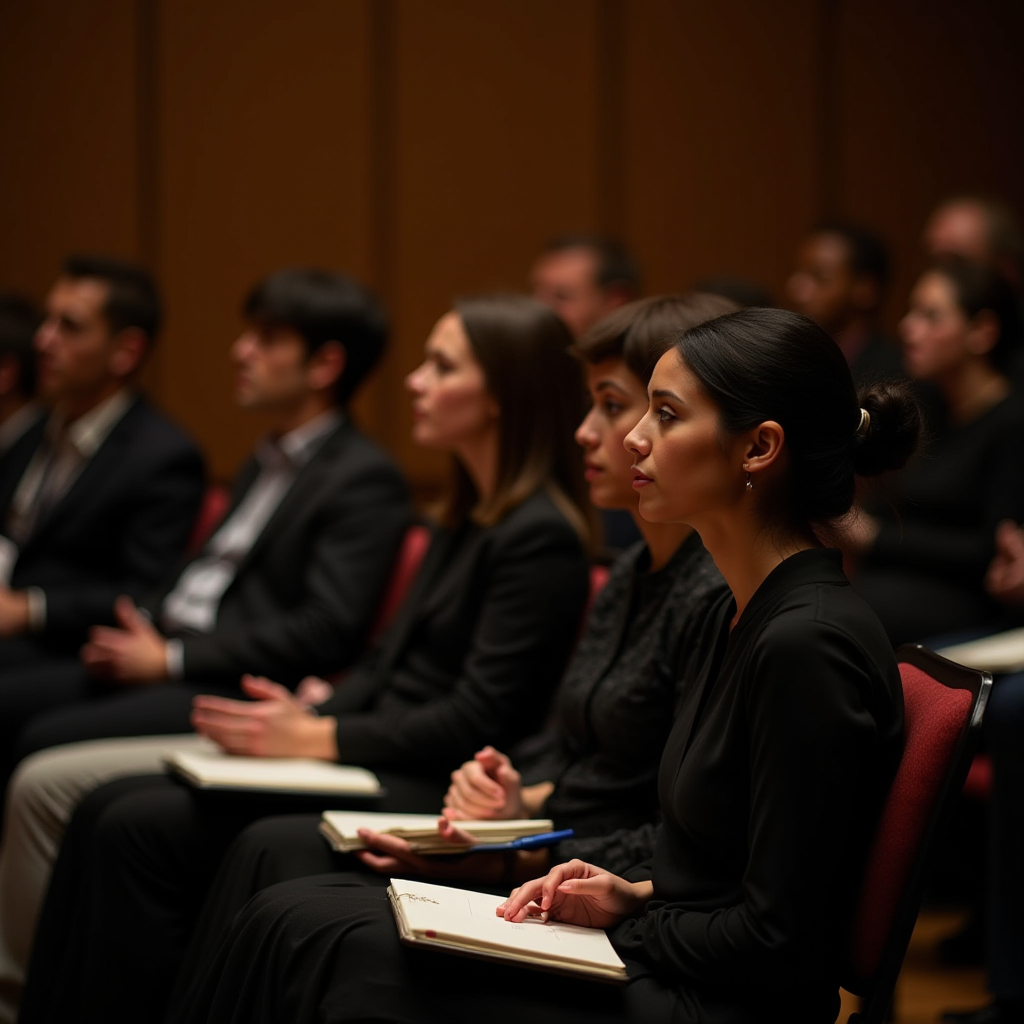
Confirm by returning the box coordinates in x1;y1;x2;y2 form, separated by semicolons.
0;733;215;1024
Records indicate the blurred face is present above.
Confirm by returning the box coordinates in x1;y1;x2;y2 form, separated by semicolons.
924;202;990;262
899;271;971;380
34;276;122;403
530;248;619;339
785;234;858;334
575;358;648;510
232;321;312;410
624;350;744;525
405;311;497;450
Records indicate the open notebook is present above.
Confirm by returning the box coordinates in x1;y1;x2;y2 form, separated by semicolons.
164;750;382;798
937;627;1024;674
320;811;554;853
388;878;627;982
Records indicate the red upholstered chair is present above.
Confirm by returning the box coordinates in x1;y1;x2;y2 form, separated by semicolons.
842;644;991;1024
185;483;231;555
369;524;431;638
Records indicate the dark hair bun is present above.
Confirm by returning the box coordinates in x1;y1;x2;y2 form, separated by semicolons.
853;379;923;477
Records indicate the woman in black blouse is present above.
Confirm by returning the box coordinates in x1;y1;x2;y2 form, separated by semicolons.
167;308;923;1024
848;257;1024;645
15;296;597;1024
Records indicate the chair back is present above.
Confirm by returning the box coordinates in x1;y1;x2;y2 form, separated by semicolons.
186;483;231;555
844;644;990;1023
370;524;431;638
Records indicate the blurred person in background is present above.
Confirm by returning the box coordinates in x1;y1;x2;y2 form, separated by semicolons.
531;234;643;551
845;257;1024;646
786;221;903;387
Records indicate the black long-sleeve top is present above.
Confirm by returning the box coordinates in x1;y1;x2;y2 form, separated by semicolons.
856;393;1024;642
613;549;903;1022
318;490;590;777
513;532;727;870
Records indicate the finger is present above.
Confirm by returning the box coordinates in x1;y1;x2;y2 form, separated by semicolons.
114;596;147;633
437;819;476;846
241;675;292;703
192;695;253;716
451;763;505;806
353;850;402;873
355;828;413;856
500;878;547;921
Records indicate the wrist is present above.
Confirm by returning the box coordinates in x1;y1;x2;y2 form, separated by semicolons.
307;714;339;761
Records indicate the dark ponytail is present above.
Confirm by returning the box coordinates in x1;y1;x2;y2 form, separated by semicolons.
676;308;922;527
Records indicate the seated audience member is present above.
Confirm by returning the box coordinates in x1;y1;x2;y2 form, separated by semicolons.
786;221;903;386
530;234;643;551
3;268;409;768
15;295;594;1024
942;520;1024;1024
529;233;641;340
692;275;775;309
0;295;42;456
0;255;204;664
847;257;1024;646
154;293;735;1016
925;195;1024;388
925;194;1024;289
168;307;921;1024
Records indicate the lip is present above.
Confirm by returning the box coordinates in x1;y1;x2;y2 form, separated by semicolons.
631;467;653;489
583;461;603;481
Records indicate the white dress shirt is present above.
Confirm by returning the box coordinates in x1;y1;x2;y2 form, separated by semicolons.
160;409;341;677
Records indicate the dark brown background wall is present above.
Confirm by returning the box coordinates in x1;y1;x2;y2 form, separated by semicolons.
2;0;1022;486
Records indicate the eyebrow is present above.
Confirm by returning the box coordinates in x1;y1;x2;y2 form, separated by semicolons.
594;379;628;393
650;388;683;402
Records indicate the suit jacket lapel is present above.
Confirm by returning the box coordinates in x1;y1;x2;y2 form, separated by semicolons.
17;399;141;551
0;418;48;530
228;421;349;579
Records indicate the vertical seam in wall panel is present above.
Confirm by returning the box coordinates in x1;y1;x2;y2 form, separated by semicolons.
369;0;398;449
815;0;841;219
596;0;625;238
136;0;161;388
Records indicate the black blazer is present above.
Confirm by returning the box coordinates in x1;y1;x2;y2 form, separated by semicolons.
321;489;591;776
0;395;205;649
150;419;411;687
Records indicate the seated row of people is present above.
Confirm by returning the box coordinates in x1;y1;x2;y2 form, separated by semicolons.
0;286;926;1022
0;214;1020;1021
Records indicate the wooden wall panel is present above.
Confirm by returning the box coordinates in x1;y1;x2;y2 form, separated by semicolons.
386;0;604;484
0;0;140;298
621;0;821;302
834;0;1024;331
154;0;376;479
1;0;1023;487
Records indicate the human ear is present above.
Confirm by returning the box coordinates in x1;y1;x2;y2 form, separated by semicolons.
307;340;347;394
965;310;999;358
109;328;147;379
740;420;785;480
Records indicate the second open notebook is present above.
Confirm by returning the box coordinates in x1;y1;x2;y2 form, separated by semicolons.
319;811;554;853
388;878;628;982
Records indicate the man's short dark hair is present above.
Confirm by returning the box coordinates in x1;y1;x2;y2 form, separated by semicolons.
243;269;388;406
0;293;41;398
542;234;642;294
812;222;890;291
61;254;162;342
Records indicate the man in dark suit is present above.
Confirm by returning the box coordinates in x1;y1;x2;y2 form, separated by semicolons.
3;267;410;770
0;255;205;664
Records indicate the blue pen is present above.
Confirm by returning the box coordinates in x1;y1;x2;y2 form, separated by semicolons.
466;829;574;853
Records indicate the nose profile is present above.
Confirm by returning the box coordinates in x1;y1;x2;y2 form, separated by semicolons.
574;407;598;448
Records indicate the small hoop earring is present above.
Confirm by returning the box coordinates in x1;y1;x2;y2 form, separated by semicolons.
745;472;753;492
